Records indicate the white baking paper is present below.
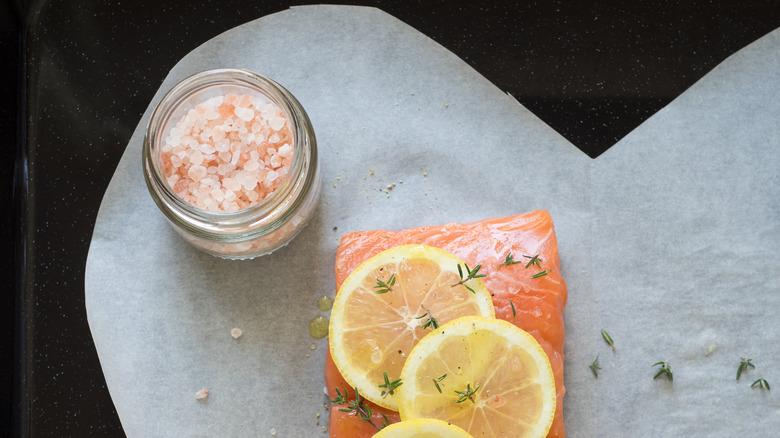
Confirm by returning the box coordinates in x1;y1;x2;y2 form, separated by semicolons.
85;5;780;436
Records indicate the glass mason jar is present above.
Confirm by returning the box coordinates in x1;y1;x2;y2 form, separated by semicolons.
142;68;320;259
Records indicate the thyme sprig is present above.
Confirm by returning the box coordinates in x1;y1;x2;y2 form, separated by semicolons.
331;387;389;430
454;382;480;404
601;329;615;352
652;361;673;382
523;254;543;269
432;374;447;393
452;263;486;294
521;254;547;278
378;372;403;398
415;304;440;330
589;356;601;378
751;378;771;391
373;274;396;294
497;252;522;267
737;357;755;381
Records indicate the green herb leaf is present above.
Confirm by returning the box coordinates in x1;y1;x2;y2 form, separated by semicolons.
432;374;447;393
331;387;384;430
498;252;522;267
378;372;403;398
589;356;601;378
454;382;480;404
737;357;755;381
531;270;549;279
509;299;517;321
652;361;673;382
415;304;440;330
331;387;349;405
601;329;615;351
523;254;543;269
373;274;396;294
452;263;486;294
751;378;770;391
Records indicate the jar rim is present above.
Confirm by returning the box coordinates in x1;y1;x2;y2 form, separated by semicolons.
142;68;317;238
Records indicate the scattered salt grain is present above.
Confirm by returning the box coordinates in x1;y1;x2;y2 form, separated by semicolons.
269;116;285;131
244;159;260;171
200;143;216;154
231;328;243;339
236;171;258;190
278;143;292;158
222;177;241;192
203;107;219;120
269;428;277;436
195;388;209;400
234;107;255;122
188;165;207;182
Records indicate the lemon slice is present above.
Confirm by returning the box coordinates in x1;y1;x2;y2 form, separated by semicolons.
329;244;495;410
398;316;556;438
374;418;474;437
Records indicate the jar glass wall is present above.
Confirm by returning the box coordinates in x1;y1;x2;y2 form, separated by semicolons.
143;68;320;259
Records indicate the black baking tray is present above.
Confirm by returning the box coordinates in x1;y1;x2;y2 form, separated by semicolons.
6;0;779;436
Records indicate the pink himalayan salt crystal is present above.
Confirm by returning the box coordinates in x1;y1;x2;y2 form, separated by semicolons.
160;94;293;212
195;388;209;400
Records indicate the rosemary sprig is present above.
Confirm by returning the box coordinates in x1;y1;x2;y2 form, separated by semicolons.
589;356;601;378
601;329;615;352
373;274;396;294
415;304;440;330
531;270;549;279
751;378;770;391
523;254;543;269
497;252;522;267
331;387;387;430
737;357;755;381
378;372;403;398
432;374;447;393
454;382;480;404
652;361;673;382
509;299;517;321
452;263;486;294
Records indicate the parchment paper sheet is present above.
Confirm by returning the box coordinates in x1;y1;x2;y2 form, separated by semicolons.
85;6;779;436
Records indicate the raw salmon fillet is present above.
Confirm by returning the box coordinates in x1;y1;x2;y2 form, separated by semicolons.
326;210;567;437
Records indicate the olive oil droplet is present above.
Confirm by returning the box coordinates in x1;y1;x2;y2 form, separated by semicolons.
317;295;334;311
308;315;329;339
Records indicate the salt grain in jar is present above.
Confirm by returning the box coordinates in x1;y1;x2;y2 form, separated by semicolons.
143;69;320;259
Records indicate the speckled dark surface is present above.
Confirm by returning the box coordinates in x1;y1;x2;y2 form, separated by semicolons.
6;0;779;436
